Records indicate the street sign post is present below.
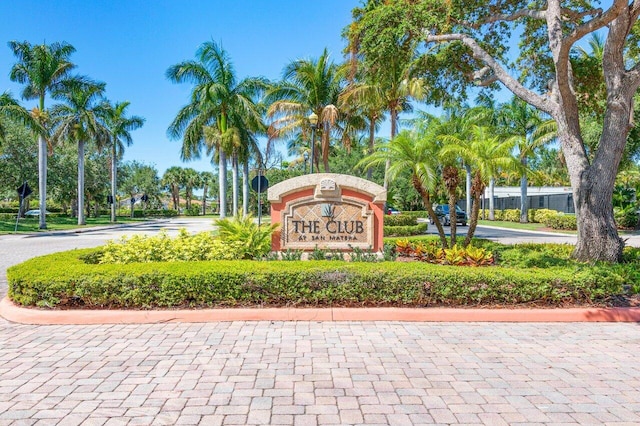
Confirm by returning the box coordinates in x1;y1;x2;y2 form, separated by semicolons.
14;181;33;233
251;174;269;226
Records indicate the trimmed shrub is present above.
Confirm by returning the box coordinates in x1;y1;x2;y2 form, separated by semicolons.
400;211;429;219
532;208;558;224
185;206;200;216
502;209;521;222
384;214;417;227
7;248;627;309
615;206;639;229
545;214;577;230
384;223;427;237
95;230;246;264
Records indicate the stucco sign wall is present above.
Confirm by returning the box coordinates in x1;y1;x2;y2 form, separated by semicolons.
268;174;386;252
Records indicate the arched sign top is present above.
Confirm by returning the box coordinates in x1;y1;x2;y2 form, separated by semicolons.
267;173;386;204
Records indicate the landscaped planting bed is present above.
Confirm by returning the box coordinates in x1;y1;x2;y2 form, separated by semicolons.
8;240;639;309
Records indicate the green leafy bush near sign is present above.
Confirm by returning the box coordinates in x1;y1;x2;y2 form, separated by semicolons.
383;214;427;237
7;247;628;308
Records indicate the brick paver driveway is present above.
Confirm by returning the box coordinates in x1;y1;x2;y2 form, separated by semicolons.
1;219;640;425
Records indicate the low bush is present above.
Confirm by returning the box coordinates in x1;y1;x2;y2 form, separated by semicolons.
8;248;627;309
615;206;639;229
532;208;559;224
93;230;246;263
384;223;427;237
395;239;494;266
502;209;521;222
545;214;577;230
184;206;201;216
400;211;428;219
216;214;279;259
384;214;417;227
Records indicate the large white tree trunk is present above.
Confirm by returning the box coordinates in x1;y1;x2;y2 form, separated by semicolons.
520;157;528;223
111;143;117;222
77;140;86;226
38;134;47;229
219;151;227;219
242;160;249;217
232;153;239;216
488;177;495;220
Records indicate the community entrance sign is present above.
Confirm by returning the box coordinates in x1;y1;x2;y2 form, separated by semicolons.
267;174;386;252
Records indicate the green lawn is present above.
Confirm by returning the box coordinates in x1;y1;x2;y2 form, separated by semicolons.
477;220;548;231
0;216;149;234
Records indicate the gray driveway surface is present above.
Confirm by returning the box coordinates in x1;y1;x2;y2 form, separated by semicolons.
1;219;640;425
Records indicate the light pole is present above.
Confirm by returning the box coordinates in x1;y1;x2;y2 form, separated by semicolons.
308;112;318;174
303;151;309;174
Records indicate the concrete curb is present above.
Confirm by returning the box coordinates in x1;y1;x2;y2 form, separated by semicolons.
2;297;639;325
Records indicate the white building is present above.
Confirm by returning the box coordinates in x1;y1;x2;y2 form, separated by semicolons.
482;186;574;213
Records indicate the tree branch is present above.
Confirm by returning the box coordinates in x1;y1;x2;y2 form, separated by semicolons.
425;33;555;115
466;8;545;28
564;0;627;45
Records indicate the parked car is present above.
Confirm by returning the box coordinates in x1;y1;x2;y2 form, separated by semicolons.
386;206;401;215
24;209;51;217
431;204;467;226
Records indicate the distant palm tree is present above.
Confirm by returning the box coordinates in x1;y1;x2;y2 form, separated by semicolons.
266;48;345;172
442;126;517;246
9;40;77;229
167;40;265;219
200;171;216;215
182;167;202;210
101;100;145;222
162;166;184;211
358;130;449;249
497;97;552;222
50;80;110;225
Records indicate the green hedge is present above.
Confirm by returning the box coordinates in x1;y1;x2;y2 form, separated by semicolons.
7;248;626;309
545;214;577;230
384;214;418;226
131;209;179;218
400;210;429;219
384;223;428;237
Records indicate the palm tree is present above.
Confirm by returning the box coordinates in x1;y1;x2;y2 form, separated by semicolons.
441;126;517;246
497;97;552;222
200;171;216;215
101;100;145;222
167;40;266;219
162;166;184;211
9;40;77;229
182;167;202;210
358;130;449;249
0;92;39;145
50;80;110;225
266;48;345;172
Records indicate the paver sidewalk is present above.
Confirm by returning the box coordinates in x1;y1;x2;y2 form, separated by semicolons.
1;320;639;425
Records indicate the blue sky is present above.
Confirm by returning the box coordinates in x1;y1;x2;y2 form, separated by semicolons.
0;0;358;176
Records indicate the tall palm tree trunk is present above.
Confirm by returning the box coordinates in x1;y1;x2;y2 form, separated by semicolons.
77;140;86;225
232;153;239;216
412;174;448;249
488;177;495;220
464;174;485;247
111;143;117;222
520;157;528;223
37;133;47;229
242;160;249;217
465;164;472;217
443;165;460;247
219;151;227;219
202;182;208;215
367;115;376;180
